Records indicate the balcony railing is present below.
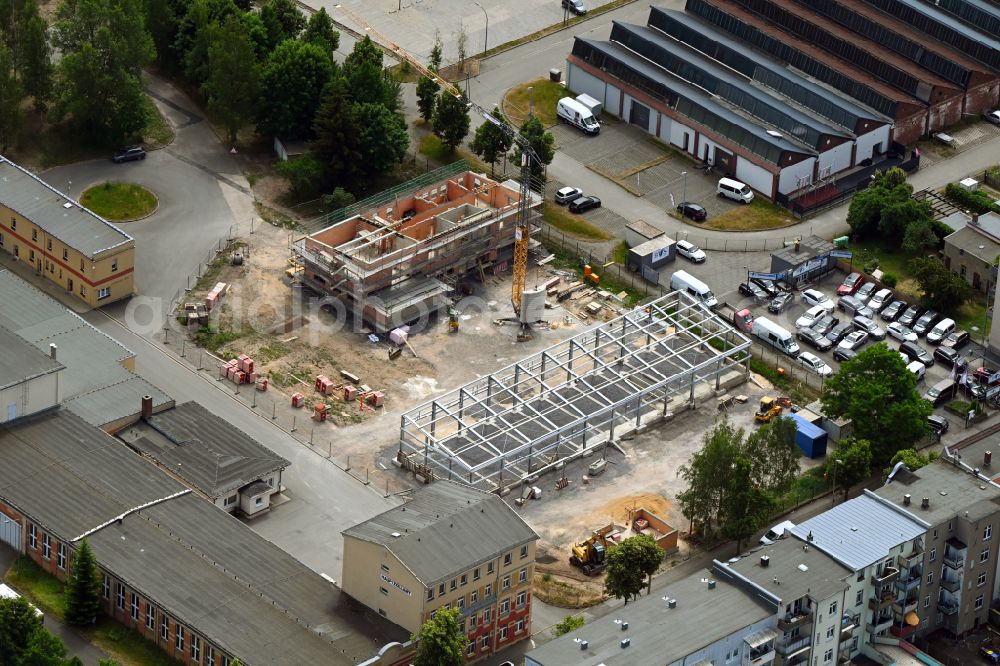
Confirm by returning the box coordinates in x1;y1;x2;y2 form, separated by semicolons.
943;553;966;569
895;575;921;593
937;601;959;616
868;591;897;612
897;549;923;567
777;635;811;655
940;577;962;593
749;647;776;666
869;616;894;634
890;623;918;639
872;567;900;586
778;611;813;632
892;597;918;615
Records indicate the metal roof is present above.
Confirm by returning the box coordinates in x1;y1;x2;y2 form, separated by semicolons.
770;235;835;264
117;401;290;498
885;0;1000;52
343;480;538;585
0;157;132;257
876;459;1000;526
523;570;773;665
790;491;928;571
0;325;62;390
725;535;851;603
944;225;1000;260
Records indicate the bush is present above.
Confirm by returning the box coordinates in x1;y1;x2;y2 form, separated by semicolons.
275;153;325;200
943;182;1000;215
863;258;879;274
881;273;898;288
553;615;586;637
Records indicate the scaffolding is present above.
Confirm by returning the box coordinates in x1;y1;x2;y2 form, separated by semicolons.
397;292;752;491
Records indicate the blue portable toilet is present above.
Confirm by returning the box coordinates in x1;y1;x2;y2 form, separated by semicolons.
790;413;828;458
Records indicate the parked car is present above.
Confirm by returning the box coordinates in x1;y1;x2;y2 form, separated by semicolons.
926;317;956;345
759;520;795;545
838;295;874;319
899;341;934;367
810;314;839;337
554;186;583;204
913;310;940;336
561;0;587;15
676;239;706;263
752;278;781;298
924;379;958;407
797;328;833;352
739;280;769;302
837;272;864;296
837;330;869;352
802;288;835;311
927;414;950;436
677;202;707;222
880;299;906;322
867;288;893;313
568;195;601;213
798;351;833;376
852;315;885;340
768;291;794;313
906;360;926;381
796;305;829;329
855;282;877;303
826;320;854;345
983;110;1000;127
833;346;858;362
112;146;145;163
973;367;999;385
897;304;924;327
941;329;970;349
933;345;968;371
886;322;918;343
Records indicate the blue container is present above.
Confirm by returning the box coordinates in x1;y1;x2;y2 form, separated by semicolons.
790;413;828;458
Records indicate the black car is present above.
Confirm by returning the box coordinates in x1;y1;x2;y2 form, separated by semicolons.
833;346;857;362
569;196;601;213
797;328;833;352
898;305;924;327
752;278;781;298
677;202;707;222
927;414;950;436
933;345;968;371
112;146;146;163
899;341;934;367
826;321;854;344
810;314;840;337
739;281;769;302
913;310;940;336
768;291;794;313
880;299;906;322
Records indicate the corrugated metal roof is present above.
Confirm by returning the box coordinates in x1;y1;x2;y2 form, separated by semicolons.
790;491;927;570
0;158;132;257
343;480;538;585
0;325;62;390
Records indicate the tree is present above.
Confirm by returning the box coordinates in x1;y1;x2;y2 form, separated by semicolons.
429;30;443;72
412;606;464;666
552;614;585;637
454;25;468;68
514;116;555;182
311;77;362;189
885;448;938;478
677;418;743;536
260;0;305;49
846;167;931;242
10;1;52;111
52;0;155;144
908;257;974;312
342;36;399;111
415;75;438;123
604;535;660;605
255;39;333;139
237;12;269;62
470;106;513;176
0;595;42;665
744;416;800;494
720;457;774;555
432;91;470;152
322;187;355;210
355;102;408;183
0;44;23;151
64;538;100;626
275;153;325;199
204;16;258;145
826;438;872;501
902;218;939;253
821;343;933;464
302;7;339;57
145;0;182;71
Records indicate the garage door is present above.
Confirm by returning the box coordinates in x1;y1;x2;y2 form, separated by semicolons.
629;102;650;129
0;513;20;550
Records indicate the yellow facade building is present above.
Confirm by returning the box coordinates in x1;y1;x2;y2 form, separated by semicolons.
0;157;135;307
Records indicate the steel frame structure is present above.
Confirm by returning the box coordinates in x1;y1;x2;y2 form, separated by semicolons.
398;292;752;491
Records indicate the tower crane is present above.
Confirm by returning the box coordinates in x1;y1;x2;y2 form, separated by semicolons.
332;4;541;316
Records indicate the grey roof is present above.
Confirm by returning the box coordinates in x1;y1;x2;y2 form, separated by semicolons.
524;570;773;666
888;0;1000;52
945;225;1000;262
117;402;289;498
343;480;538;585
0;325;62;390
0;410;407;666
939;211;971;233
876;459;1000;526
0;157;132;257
790;491;928;571
0;270;171;427
770;235;836;264
625;219;664;240
724;535;851;603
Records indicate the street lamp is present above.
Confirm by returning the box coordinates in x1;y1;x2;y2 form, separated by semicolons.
471;0;489;55
681;171;688;204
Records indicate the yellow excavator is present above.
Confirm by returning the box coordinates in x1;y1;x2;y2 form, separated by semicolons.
569;526;612;576
755;396;783;423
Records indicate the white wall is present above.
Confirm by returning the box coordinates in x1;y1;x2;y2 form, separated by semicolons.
854;125;892;164
605;83;621;116
736;159;776;196
658;112;673;142
817;141;853;177
566;64;608;109
698;136;725;165
670;122;696;155
777;158;816;195
1;372;61;424
811;590;848;665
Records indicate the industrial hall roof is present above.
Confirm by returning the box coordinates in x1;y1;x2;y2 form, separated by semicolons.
0;410;408;666
0;325;63;390
343;480;538;585
117;401;290;498
0;156;132;257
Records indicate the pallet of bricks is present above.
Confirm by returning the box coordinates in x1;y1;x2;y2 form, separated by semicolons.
219;354;268;391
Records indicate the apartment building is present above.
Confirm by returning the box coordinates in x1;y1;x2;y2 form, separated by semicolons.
942;213;1000;293
341;480;538;662
0;157;134;307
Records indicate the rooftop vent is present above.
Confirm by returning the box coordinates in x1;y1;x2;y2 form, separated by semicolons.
708;580;716;590
620;638;631;649
806;531;813;542
922;497;930;509
766;130;783;138
390;532;401;538
761;555;770;568
798;564;809;572
580;640;589;651
903;494;911;506
986;451;992;466
621;621;629;631
62;202;72;209
667;598;677;609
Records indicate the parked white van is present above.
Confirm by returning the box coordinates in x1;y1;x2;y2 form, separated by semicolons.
716;177;754;204
752;316;800;358
556;97;600;135
670;270;718;308
926;317;955;345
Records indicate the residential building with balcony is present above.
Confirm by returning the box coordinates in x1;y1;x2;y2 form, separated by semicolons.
876;455;1000;638
341;480;538;663
719;536;850;666
789;491;928;659
524;569;776;666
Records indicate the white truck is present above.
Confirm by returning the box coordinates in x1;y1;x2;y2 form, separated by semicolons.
752;316;800;358
556;97;600;135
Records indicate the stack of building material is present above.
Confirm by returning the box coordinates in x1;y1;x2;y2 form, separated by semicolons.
237;354;255;374
315;374;335;395
291;392;305;408
255;377;268;391
343;385;357;401
389;326;410;346
205;282;229;311
312;403;328;422
367;391;385;408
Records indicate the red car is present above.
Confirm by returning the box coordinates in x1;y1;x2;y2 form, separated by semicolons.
837;272;864;296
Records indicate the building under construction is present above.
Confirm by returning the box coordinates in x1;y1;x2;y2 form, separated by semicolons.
293;170;541;332
396;291;752;492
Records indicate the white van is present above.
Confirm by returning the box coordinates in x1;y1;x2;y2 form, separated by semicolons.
752;316;800;358
670;270;718;308
556;97;600;135
760;520;795;545
926;317;955;345
716;177;754;204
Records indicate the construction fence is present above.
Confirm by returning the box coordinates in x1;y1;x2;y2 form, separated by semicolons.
749;344;827;394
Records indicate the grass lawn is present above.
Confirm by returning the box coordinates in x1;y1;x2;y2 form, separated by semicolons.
611;240;628;265
701;199;796;231
140;95;175;150
418;133;459;163
5;556;67;620
81;182;157;221
954;299;991;340
542;202;613;241
85;618;180;666
504;78;565;128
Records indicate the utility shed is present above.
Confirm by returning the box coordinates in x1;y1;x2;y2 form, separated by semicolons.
790;413;828;458
769;236;837;287
627;236;675;278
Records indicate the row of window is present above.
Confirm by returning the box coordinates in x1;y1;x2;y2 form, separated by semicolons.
426;547;529;601
439;590;528;634
464;619;527;657
2;221;121;274
28;524;66;570
428;567;530;603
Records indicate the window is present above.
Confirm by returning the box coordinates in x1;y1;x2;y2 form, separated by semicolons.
930;548;936;562
488;562;495;574
102;575;110;600
457;597;464;609
469;614;476;629
111;259;118;272
130;593;139;621
161;615;169;641
62;249;68;261
80;285;85;297
516;619;525;633
426;588;434;601
191;635;200;662
146;604;154;630
223;495;236;507
222;657;231;666
474;567;480;581
31;229;37;241
56;543;66;570
500;625;508;641
826;627;835;639
380;564;389;572
500;598;510;616
521;545;528;559
97;287;110;300
42;534;50;560
46;239;51;251
380;587;389;596
0;233;3;247
504;552;512;566
467;642;475;656
856;570;864;582
28;524;36;549
485;583;492;597
482;608;491;624
519;567;527;584
439;583;445;596
80;259;84;271
824;648;833;662
982;548;991;563
980;573;988;587
116;582;125;610
460;574;467;586
516;591;526;608
254;496;263;507
480;634;490;649
503;575;511;590
986;525;994;541
828;601;838;615
976;594;985;610
206;646;215;666
948;521;953;532
927;571;934;585
175;625;184;652
924;595;930;608
450;579;457;591
11;218;15;229
471;590;478;603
